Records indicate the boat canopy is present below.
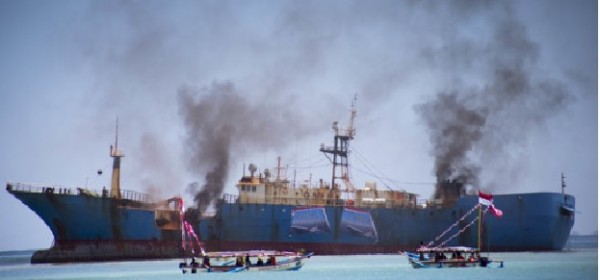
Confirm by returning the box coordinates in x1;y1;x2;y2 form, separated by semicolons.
416;246;479;253
202;250;302;258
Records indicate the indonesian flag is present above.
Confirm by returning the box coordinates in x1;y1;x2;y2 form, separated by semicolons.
478;191;493;206
479;191;503;218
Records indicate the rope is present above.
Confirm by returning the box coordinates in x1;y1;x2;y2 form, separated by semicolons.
179;197;205;256
349;147;436;189
426;204;481;247
435;209;483;248
179;197;186;254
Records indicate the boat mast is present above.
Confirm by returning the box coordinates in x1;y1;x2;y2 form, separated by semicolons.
320;96;357;191
110;118;124;199
477;204;482;251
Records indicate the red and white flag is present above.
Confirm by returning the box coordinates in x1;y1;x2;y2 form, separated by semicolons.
479;191;503;218
478;191;493;206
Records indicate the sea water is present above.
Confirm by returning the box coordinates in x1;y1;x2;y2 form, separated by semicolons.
0;250;597;280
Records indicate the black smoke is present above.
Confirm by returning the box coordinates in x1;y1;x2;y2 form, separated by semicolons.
415;3;572;196
177;81;322;213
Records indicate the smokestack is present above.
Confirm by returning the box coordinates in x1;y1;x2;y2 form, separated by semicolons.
434;178;466;205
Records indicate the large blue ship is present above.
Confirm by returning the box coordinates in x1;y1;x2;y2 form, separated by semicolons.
7;110;575;263
197;100;575;254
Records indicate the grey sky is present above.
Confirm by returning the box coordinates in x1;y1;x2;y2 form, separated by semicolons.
0;0;596;251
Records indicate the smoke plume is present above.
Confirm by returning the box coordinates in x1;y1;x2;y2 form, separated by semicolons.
70;1;576;200
177;81;320;213
415;3;572;196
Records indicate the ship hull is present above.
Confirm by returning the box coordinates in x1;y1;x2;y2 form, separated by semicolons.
7;185;181;263
8;183;575;262
199;192;575;254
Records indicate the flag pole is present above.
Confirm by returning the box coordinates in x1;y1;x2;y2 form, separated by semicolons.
478;204;482;251
487;211;491;257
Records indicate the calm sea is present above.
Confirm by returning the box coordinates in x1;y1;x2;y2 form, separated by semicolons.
0;249;597;280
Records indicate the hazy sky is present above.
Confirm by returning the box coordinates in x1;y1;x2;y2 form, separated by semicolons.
0;0;596;251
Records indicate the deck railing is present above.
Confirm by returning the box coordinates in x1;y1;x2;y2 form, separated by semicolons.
6;182;153;203
219;190;444;209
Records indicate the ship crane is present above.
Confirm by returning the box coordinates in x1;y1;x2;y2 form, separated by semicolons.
320;96;357;192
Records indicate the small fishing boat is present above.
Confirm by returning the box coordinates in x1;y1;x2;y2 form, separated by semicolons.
177;197;312;273
402;246;502;268
401;192;504;269
179;250;313;273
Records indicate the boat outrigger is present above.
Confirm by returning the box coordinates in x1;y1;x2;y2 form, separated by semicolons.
179;250;313;273
402;192;504;268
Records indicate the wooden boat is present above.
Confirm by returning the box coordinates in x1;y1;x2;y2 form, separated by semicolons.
401;192;504;269
177;198;312;273
179;250;313;273
401;246;503;268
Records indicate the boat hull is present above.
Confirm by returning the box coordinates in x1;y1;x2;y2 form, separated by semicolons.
180;253;311;273
406;257;503;269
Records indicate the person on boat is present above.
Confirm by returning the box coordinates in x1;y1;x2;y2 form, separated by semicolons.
245;254;251;267
257;256;264;266
468;252;476;262
190;257;198;268
456;252;465;266
203;255;210;268
236;256;244;267
266;255;276;265
419;251;425;261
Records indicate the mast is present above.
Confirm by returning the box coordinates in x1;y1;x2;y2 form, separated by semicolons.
477;204;482;251
109;119;124;199
276;156;281;182
320;96;357;190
